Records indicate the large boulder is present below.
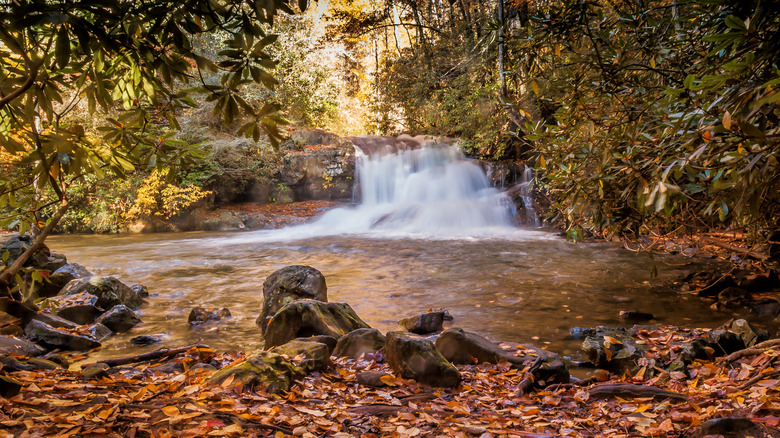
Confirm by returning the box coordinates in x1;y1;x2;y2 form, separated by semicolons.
24;320;101;351
263;300;370;348
258;265;328;333
333;328;386;359
399;311;445;334
384;331;461;388
435;328;568;384
95;305;142;332
59;276;143;310
208;351;301;394
0;335;45;357
271;339;331;373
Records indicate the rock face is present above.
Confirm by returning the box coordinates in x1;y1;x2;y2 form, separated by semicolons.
96;305;142;332
259;266;328;333
59;276;143;310
188;307;231;325
384;331;461;387
263;300;370;348
333;328;386;359
208;351;301;394
399;312;445;334
271;339;331;373
24;320;101;351
435;328;569;384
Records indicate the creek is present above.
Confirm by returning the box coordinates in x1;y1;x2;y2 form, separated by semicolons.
47;143;738;362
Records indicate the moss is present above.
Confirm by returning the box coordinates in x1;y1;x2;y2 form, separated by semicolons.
208;351;302;394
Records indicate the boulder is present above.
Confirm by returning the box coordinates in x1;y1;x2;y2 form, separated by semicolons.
399;312;445;334
202;211;246;232
258;265;328;333
59;276;143;310
96;305;142;332
297;335;338;354
130;334;165;345
272;339;331;373
0;335;45;357
188;307;231;325
333;328;386;359
0;234;50;268
435;328;569;384
208;351;301;394
263;300;370;348
32;312;79;330
384;331;461;387
86;323;113;341
40;253;67;272
54;263;92;279
24;319;101;351
47;292;102;325
726;319;767;349
581;327;643;373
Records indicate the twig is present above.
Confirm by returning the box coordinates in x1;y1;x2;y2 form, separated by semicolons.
701;236;768;261
719;339;780;364
737;369;780;391
514;356;544;396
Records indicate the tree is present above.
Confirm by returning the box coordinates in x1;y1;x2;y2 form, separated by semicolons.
0;0;310;294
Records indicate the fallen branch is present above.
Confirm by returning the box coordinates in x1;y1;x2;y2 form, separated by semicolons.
719;339;780;364
90;344;212;367
737;369;780;391
515;356;544;397
588;383;688;401
701;236;768;261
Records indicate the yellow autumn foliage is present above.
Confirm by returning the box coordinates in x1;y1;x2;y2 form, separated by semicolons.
126;170;211;220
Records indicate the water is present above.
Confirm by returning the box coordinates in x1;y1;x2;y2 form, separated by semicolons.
44;143;745;362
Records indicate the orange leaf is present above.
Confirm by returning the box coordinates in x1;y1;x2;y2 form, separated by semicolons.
162;406;180;417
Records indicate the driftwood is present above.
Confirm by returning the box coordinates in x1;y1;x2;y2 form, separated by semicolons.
515;356;544;397
588;383;688;401
91;344;212;367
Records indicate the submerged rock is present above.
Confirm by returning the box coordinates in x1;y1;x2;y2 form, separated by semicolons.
24;320;101;351
272;339;331;373
59;276;143;310
333;328;386;359
208;351;301;394
263;300;370;348
258;265;328;333
398;311;446;334
188;307;231;325
96;305;142;332
130;334;165;345
385;331;461;388
618;310;655;323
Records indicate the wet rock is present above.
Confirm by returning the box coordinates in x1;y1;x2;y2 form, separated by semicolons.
242;213;271;230
34;271;77;298
707;329;745;355
727;319;767;348
695;416;762;438
48;291;102;325
59;276;143;310
697;275;736;297
96;305;142;332
258;265;328;333
188;307;231;325
86;323;113;342
618;310;654;323
716;287;752;309
0;234;50;268
357;371;392;387
130;334;165;345
568;327;597;340
0;311;22;336
263;300;370;348
24;319;101;351
581;327;642;373
435;328;569;384
0;375;23;398
40;253;67;272
751;298;780;317
32;312;79;330
0;335;45;357
208;351;302;394
131;284;149;298
333;328;386;359
385;331;461;387
398;311;445;334
272;339;331;373
54;262;92;279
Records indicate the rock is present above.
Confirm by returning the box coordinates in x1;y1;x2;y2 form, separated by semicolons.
0;311;22;336
357;371;392;387
751;298;780;317
41;353;69;369
618;310;654;323
716;287;752;309
258;265;328;333
40;253;67;272
47;292;102;324
208;351;302;394
53;262;92;279
131;284;150;298
202;211;246;231
270;183;295;204
297;335;338;354
24;319;101;351
0;335;45;357
0;375;23;398
333;328;386;359
384;331;461;387
695;417;762;438
59;276;143;310
34;271;76;298
435;328;569;384
399;311;445;334
568;327;597;340
272;339;331;373
32;312;79;330
581;327;642;373
0;234;50;268
243;213;271;229
81;363;111;379
130;334;165;345
86;323;113;341
24;357;61;370
737;271;779;292
96;305;142;332
697;275;736;297
188;307;231;325
727;319;767;348
707;329;745;355
263;300;370;349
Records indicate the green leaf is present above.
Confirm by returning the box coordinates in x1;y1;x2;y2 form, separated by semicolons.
55;26;71;69
724;15;747;31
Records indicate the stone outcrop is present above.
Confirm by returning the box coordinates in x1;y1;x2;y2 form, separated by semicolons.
59;276;144;310
263;300;369;348
333;328;386;359
384;331;461;387
208;351;301;394
258;266;328;333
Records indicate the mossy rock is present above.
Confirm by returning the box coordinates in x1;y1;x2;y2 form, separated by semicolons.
271;339;331;373
263;300;369;348
385;331;461;388
208;351;302;394
59;276;143;310
333;328;385;359
258;266;328;334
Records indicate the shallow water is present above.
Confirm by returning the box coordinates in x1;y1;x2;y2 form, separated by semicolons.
47;228;739;362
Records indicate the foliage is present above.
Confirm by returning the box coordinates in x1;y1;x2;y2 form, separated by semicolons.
126;169;211;221
55;175;137;233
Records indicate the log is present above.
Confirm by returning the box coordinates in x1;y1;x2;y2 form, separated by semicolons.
91;344;212;367
588;383;688;401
